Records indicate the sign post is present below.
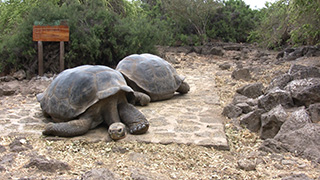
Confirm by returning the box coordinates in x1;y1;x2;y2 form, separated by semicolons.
33;24;69;76
38;41;44;76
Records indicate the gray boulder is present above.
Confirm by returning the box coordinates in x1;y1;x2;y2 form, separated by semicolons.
237;159;256;171
81;168;117;180
240;109;265;132
13;70;26;80
208;47;224;56
307;103;320;123
283;47;307;61
232;93;250;104
236;102;252;114
305;45;320;56
289;64;320;80
219;62;231;70
236;83;264;99
231;68;251;81
260;105;288;140
277;107;312;132
0;75;15;82
0;81;19;96
285;78;320;106
276;123;320;163
266;74;292;91
260;108;320;163
222;104;242;118
259;138;288;154
24;155;70;172
246;98;259;107
258;87;294;111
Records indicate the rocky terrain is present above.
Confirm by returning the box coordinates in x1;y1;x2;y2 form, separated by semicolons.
0;43;320;179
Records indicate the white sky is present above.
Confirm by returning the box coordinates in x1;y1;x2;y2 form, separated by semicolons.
243;0;277;9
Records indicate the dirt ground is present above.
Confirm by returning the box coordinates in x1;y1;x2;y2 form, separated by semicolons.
0;44;320;179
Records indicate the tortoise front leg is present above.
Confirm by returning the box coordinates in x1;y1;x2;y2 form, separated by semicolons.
42;118;92;137
118;103;149;134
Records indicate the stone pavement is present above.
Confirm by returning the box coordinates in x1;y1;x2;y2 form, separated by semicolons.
0;53;229;150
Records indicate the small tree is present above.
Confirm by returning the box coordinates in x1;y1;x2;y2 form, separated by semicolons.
251;0;320;48
207;0;260;42
289;0;320;45
161;0;221;44
250;0;291;48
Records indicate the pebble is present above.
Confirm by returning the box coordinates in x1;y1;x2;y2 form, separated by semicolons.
281;159;296;166
274;163;284;170
238;159;256;171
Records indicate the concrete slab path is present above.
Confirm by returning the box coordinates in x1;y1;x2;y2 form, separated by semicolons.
0;53;229;150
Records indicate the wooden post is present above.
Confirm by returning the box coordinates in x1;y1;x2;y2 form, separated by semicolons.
60;41;65;72
38;41;44;76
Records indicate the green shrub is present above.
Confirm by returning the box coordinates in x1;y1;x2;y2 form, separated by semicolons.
140;0;260;45
251;0;320;49
249;0;290;49
288;0;320;45
0;0;168;75
207;0;260;43
0;0;45;74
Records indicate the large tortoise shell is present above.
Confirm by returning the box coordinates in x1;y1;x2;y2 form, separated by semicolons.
116;54;184;96
37;65;133;121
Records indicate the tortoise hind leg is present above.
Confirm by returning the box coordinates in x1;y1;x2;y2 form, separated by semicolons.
133;91;150;106
118;103;149;134
177;81;190;94
42;118;92;137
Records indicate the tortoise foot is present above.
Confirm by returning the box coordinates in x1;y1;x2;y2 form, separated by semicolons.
42;122;55;136
118;103;149;135
128;120;149;135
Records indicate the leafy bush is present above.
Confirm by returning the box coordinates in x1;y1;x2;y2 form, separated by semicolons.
251;0;320;49
0;0;167;75
289;0;320;45
249;0;291;49
207;0;260;42
0;0;44;74
140;0;260;45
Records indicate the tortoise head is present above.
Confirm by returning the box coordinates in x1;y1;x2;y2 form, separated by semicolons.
108;122;127;140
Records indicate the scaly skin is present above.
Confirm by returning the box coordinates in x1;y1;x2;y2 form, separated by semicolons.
42;118;92;137
118;103;149;134
133;91;151;106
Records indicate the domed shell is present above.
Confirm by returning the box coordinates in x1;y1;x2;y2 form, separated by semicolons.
38;65;133;121
116;54;184;96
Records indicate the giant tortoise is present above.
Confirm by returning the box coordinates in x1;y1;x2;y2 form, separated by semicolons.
36;65;149;140
116;53;190;106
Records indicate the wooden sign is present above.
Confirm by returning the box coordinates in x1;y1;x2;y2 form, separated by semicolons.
33;25;69;42
33;25;69;75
